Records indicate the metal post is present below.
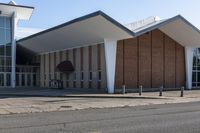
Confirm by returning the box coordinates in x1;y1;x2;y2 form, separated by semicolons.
181;86;184;97
139;85;143;96
122;85;126;94
159;86;163;96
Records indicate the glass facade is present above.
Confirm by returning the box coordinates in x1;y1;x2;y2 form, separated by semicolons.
0;16;12;87
192;48;200;88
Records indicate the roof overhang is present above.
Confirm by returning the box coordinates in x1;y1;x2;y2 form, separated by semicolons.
18;12;200;55
134;15;200;48
159;16;200;48
17;11;133;54
0;3;34;20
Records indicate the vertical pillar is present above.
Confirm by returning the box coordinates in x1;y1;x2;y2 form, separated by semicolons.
185;47;194;89
11;12;18;88
104;39;117;94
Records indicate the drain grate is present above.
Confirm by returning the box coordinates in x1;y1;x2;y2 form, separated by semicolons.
60;105;72;108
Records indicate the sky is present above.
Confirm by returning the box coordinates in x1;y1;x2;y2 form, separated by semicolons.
1;0;200;29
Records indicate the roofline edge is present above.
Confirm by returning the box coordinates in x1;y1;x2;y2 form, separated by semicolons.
134;15;200;37
0;2;34;9
17;10;134;43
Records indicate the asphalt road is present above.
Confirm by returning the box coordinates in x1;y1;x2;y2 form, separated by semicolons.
0;102;200;133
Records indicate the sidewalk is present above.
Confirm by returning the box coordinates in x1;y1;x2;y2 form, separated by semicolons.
0;87;200;115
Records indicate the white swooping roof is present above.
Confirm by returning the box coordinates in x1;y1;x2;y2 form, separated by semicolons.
17;12;200;54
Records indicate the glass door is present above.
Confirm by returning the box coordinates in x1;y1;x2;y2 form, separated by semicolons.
0;73;4;87
193;49;200;88
0;73;11;87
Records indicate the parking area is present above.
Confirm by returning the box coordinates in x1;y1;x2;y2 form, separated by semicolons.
0;87;200;115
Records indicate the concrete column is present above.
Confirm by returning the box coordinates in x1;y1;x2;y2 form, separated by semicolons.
104;39;117;94
185;47;194;89
11;12;18;88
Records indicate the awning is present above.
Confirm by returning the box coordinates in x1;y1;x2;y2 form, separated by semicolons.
56;61;74;73
17;11;133;54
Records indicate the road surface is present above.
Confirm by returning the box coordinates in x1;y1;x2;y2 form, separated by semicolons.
0;102;200;133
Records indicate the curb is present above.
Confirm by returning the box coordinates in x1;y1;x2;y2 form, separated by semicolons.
0;94;168;99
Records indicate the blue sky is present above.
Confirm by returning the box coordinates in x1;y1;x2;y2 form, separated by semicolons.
1;0;200;29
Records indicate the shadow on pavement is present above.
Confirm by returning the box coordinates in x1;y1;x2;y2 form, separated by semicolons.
0;87;168;100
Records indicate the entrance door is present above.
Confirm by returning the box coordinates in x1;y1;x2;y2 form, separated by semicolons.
0;73;11;87
0;73;4;87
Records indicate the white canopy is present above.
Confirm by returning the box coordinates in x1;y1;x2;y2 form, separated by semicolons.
17;11;133;54
133;15;200;48
0;2;34;20
17;12;200;54
159;16;200;48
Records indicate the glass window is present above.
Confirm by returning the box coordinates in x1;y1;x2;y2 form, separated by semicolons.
197;67;200;71
89;71;92;81
21;74;25;86
0;17;4;27
81;72;84;81
33;74;36;86
193;56;197;66
5;67;11;72
27;74;31;86
6;74;11;86
0;73;4;86
16;74;19;86
0;67;4;72
192;72;196;82
16;67;20;72
0;57;4;66
0;45;4;56
192;83;196;87
0;28;5;44
5;18;11;29
98;71;101;81
197;72;200;82
5;45;11;56
6;57;11;66
5;29;11;44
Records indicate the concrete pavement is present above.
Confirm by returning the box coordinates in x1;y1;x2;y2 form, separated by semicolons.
0;102;200;133
0;88;200;115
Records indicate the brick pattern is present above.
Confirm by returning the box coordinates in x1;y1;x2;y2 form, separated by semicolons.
176;43;186;87
152;30;164;88
115;29;186;89
164;36;176;88
138;33;152;88
124;38;138;88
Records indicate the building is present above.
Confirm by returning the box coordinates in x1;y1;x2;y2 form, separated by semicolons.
0;1;34;88
1;1;200;93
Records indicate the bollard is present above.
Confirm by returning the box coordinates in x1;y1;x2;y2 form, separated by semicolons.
181;86;184;97
122;85;126;94
139;85;143;96
159;86;163;96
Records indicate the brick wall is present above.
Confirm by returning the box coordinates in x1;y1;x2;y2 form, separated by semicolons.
115;29;186;89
